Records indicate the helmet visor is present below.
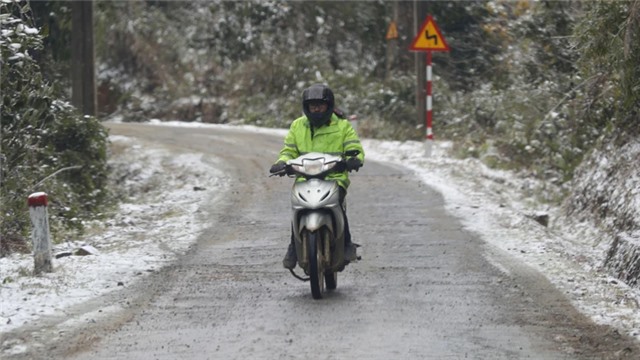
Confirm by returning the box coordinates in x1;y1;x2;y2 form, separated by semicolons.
307;101;328;113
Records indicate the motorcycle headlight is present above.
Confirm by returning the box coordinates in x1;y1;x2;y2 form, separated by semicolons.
292;158;337;175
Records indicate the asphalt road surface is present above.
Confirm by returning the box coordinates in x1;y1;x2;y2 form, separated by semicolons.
3;123;639;359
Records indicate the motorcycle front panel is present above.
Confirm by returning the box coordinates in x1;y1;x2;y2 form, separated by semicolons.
290;179;345;270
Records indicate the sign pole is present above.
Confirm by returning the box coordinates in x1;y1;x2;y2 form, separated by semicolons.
425;51;433;156
385;20;399;80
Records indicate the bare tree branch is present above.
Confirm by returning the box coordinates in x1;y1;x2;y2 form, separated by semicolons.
31;165;83;191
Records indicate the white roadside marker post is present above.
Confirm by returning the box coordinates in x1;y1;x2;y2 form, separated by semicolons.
28;192;53;274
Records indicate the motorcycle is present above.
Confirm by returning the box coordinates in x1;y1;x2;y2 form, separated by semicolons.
271;150;360;299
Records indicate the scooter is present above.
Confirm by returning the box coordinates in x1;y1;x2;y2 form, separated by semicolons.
271;150;360;299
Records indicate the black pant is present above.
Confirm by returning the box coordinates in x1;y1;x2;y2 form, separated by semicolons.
290;187;351;246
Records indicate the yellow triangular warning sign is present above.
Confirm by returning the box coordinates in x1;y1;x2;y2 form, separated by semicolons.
409;15;450;52
386;21;398;40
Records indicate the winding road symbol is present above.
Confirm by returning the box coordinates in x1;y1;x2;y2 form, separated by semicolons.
425;30;438;45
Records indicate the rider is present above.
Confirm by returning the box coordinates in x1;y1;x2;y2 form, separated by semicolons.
270;84;365;269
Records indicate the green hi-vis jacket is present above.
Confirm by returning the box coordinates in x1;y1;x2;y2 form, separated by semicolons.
276;113;365;190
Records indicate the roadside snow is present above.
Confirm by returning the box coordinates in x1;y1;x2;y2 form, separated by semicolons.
1;134;228;334
1;121;638;344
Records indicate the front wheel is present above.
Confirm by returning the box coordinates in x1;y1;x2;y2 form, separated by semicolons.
307;231;324;299
325;270;337;290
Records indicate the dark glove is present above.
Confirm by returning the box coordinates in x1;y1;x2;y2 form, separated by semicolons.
270;162;286;175
345;157;362;172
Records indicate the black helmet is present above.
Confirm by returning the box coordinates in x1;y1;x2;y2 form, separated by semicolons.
302;84;335;127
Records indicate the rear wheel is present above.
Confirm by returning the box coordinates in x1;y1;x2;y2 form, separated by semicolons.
307;231;324;299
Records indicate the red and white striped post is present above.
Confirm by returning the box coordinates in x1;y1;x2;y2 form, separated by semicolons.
425;51;434;156
28;192;53;274
409;15;450;158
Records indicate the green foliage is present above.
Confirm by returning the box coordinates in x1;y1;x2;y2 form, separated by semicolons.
92;1;398;125
574;0;640;137
426;1;504;91
1;1;110;247
93;1;195;119
436;1;623;191
26;1;72;90
84;0;640;201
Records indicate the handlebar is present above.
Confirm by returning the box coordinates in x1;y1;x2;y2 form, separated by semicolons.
269;151;361;177
269;169;289;177
269;160;359;177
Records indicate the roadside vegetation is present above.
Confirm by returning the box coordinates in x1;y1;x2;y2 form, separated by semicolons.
1;1;109;256
1;0;638;285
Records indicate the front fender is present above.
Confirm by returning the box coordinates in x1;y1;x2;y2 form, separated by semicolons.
299;212;333;233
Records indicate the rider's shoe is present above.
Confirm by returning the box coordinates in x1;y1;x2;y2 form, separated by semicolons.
344;242;357;262
282;243;297;269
